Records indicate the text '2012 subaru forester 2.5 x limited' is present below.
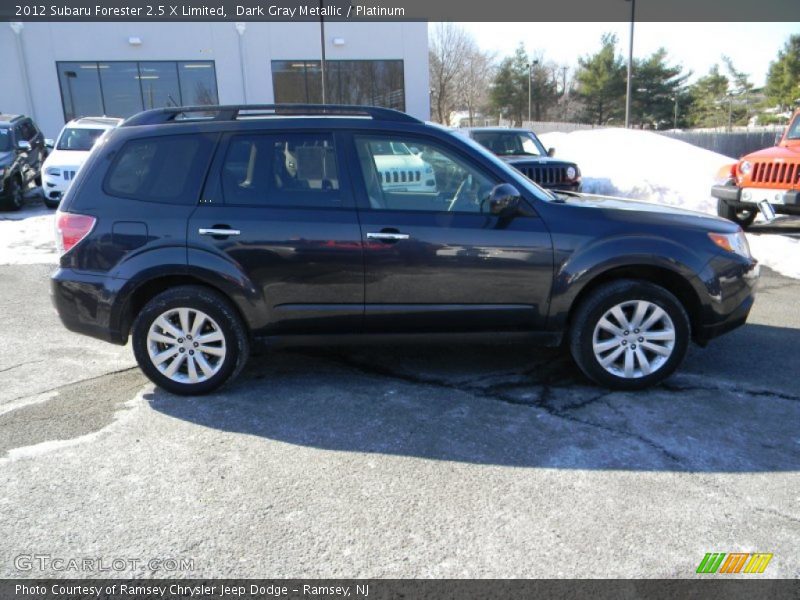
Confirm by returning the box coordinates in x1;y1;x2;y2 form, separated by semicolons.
51;105;759;395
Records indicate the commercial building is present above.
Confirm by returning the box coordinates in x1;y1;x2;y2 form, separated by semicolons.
1;21;429;137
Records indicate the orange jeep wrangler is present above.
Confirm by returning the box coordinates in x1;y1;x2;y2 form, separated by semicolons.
712;109;800;228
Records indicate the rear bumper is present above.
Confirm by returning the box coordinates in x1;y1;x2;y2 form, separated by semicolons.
693;254;760;344
51;268;128;345
711;184;800;215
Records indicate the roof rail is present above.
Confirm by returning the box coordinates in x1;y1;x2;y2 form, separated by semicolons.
122;104;421;127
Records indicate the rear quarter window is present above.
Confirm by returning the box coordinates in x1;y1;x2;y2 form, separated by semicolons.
104;134;215;205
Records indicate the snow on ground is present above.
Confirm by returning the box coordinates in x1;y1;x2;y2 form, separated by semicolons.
540;128;800;280
0;200;58;266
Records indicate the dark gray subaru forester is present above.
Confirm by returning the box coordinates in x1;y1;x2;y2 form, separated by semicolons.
52;104;759;395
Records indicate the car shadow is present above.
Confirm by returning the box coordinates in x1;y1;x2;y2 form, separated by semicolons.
146;321;800;473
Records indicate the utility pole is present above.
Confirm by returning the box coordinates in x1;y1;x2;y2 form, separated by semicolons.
527;59;538;124
319;0;326;104
625;0;635;128
672;96;678;129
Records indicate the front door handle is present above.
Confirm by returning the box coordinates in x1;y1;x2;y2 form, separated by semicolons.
199;227;241;237
366;232;410;241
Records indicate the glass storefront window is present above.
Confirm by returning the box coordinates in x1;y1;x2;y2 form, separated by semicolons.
57;61;219;122
272;59;404;111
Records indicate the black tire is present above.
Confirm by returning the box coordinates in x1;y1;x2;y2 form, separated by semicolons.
569;279;690;390
43;198;60;210
0;175;24;211
717;197;756;229
131;285;250;395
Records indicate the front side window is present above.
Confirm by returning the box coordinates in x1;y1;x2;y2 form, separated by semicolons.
354;135;497;213
221;133;343;208
57;128;105;151
105;134;214;204
0;128;10;152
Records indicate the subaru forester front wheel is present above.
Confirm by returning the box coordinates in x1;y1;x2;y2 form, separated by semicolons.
569;279;690;390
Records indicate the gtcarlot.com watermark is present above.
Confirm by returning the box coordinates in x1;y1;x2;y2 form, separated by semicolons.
14;554;194;573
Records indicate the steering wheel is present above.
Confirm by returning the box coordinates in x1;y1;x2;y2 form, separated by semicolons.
447;175;473;212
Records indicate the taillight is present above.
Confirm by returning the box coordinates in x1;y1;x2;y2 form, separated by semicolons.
55;211;96;255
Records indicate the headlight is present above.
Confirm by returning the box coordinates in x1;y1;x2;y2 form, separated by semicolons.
738;161;752;175
45;167;61;176
708;231;751;259
566;166;577;179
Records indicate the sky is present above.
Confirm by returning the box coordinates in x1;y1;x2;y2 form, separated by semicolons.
456;22;799;87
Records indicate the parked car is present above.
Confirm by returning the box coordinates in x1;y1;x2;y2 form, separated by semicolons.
371;140;437;193
459;127;581;192
0;113;47;211
41;117;123;209
712;109;800;228
52;104;758;395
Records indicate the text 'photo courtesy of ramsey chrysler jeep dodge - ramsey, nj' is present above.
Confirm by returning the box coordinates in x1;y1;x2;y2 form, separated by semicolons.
51;104;759;396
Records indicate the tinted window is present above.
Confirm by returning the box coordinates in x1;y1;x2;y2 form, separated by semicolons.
57;128;105;151
178;62;219;105
57;61;219;121
272;60;404;111
471;131;546;157
221;133;343;208
57;63;104;122
99;62;142;118
0;128;11;152
105;134;214;204
354;135;497;213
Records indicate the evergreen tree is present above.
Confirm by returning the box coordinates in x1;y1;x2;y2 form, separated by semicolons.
574;33;627;125
630;48;690;129
490;44;558;126
686;65;730;128
765;34;800;111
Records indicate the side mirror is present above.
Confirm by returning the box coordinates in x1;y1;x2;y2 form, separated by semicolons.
409;146;421;155
488;183;523;217
547;147;555;157
45;138;55;150
17;140;31;151
774;131;784;146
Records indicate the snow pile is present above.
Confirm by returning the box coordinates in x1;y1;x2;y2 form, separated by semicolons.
539;128;732;215
0;205;57;265
540;128;799;280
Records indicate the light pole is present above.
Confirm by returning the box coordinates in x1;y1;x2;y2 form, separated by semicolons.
319;0;326;104
624;0;635;128
234;22;248;103
527;59;538;124
672;95;678;129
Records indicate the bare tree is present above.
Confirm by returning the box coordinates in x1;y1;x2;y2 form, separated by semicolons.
429;23;472;124
457;41;495;126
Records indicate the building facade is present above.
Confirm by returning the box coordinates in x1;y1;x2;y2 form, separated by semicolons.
1;21;429;138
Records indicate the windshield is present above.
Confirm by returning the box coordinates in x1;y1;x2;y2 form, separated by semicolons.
786;115;800;140
0;128;11;152
56;128;105;151
471;131;547;157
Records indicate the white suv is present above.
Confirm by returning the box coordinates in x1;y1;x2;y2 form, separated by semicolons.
41;117;123;208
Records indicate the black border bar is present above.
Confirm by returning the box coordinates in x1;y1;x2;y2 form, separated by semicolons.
1;0;799;22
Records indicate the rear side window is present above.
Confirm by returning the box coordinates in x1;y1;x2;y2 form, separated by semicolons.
105;134;214;204
220;133;345;208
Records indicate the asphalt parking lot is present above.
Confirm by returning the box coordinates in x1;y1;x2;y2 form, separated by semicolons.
1;241;799;578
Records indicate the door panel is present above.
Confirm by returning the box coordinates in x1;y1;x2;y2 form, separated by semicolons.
188;131;364;335
350;133;553;333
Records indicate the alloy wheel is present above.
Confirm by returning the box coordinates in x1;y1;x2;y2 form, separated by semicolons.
591;300;676;379
146;308;227;384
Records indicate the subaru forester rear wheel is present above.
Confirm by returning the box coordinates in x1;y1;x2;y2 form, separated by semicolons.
569;280;690;390
132;286;249;395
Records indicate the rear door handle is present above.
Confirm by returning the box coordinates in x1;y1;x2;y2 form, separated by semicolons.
199;227;241;237
366;232;410;241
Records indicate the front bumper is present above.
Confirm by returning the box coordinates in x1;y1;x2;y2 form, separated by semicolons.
712;184;800;215
42;175;68;201
693;253;760;344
